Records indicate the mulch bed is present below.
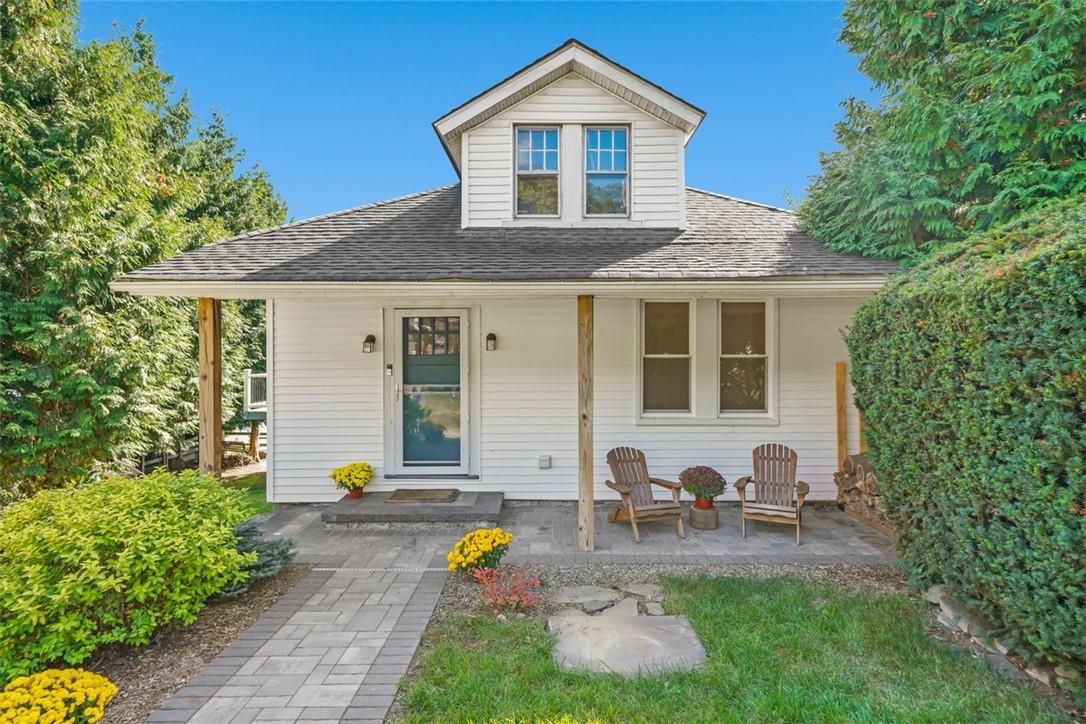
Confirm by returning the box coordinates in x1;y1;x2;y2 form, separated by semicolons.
93;563;312;724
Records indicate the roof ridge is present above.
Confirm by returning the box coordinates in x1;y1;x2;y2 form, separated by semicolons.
204;184;459;246
686;186;795;214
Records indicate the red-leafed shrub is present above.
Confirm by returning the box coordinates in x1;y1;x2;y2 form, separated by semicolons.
472;568;542;614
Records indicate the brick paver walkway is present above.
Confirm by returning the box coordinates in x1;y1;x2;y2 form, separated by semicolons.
148;507;454;724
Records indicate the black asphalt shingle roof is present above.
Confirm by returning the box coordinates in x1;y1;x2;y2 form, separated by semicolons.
120;186;898;283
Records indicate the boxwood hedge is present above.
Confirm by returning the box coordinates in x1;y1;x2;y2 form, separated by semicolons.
0;470;255;681
847;197;1086;695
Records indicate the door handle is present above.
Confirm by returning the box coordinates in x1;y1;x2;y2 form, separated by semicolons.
394;382;401;401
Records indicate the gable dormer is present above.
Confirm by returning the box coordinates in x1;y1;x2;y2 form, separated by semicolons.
433;40;705;230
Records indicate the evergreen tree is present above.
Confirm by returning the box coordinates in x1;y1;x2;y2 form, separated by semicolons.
801;0;1086;260
0;1;286;497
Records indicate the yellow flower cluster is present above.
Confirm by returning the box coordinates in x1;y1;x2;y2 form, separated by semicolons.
0;669;116;724
447;527;513;572
329;461;375;490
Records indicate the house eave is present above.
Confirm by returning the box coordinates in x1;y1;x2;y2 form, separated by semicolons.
432;39;706;175
110;275;890;300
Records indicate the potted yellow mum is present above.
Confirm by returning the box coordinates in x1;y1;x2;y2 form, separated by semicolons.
329;462;375;499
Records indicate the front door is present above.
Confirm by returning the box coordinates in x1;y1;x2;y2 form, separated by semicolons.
392;310;468;474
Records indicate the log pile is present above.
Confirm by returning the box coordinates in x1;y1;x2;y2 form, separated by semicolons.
834;452;894;538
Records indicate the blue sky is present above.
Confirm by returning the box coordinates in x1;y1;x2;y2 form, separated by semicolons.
79;2;875;222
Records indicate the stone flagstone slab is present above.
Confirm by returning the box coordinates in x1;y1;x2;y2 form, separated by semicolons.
549;614;706;676
553;584;623;605
599;597;639;617
619;582;664;601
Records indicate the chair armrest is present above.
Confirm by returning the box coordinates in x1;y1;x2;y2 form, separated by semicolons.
734;475;751;502
648;477;681;491
605;479;631;495
796;480;810;507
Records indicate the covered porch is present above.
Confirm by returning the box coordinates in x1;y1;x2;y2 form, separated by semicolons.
188;288;873;552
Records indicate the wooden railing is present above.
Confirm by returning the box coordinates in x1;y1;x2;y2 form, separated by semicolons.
243;369;267;413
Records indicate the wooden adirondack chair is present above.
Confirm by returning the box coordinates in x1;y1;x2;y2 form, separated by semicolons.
734;443;810;545
604;447;685;543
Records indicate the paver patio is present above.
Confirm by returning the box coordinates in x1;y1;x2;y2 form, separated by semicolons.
148;501;894;723
501;501;896;565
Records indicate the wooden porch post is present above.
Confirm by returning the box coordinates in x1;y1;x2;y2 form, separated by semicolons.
198;298;223;474
835;361;848;471
577;295;594;551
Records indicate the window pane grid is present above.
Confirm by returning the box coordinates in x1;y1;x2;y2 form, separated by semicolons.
406;316;461;357
516;128;559;173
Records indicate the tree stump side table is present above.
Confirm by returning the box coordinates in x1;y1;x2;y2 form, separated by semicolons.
688;505;718;530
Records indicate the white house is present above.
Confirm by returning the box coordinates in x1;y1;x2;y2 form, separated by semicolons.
112;39;896;548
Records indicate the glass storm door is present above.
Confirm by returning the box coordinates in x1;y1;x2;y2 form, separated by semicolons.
393;311;467;473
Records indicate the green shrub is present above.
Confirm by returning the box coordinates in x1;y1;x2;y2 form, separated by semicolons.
0;469;255;681
217;519;296;598
847;197;1086;698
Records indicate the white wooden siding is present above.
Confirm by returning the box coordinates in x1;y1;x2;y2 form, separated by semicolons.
269;295;863;502
270;299;384;502
463;73;685;228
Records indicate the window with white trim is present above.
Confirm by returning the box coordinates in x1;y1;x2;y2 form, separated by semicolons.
585;127;629;216
515;127;559;216
720;302;767;412
641;301;691;412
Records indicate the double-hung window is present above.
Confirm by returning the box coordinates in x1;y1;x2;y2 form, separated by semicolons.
515;127;559;216
720;302;768;412
585;127;628;216
641;302;691;412
639;299;775;420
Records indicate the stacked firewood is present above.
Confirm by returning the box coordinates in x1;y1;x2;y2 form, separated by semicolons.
834;452;891;533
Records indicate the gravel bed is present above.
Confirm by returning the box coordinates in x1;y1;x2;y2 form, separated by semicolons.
430;562;906;626
94;563;312;724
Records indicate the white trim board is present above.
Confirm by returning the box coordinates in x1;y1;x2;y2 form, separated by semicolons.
111;277;888;300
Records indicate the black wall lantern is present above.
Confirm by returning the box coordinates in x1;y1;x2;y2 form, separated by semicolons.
485;332;497;351
362;334;376;353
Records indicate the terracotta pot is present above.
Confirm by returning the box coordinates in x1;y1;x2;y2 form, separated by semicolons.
693;496;714;510
346;488;363;499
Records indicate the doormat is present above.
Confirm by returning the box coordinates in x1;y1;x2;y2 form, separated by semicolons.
388;488;460;503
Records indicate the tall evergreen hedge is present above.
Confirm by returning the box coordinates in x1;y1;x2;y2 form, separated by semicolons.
847;197;1086;691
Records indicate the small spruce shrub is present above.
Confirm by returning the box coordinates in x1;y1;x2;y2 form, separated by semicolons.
847;197;1086;700
0;470;255;681
217;518;297;598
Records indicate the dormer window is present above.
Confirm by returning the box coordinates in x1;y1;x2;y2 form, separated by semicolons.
515;127;559;216
585;127;628;216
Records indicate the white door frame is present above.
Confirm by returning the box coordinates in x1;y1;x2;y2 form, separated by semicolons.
390;308;470;475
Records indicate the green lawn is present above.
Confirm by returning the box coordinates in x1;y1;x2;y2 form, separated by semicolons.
399;576;1067;723
225;473;273;515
